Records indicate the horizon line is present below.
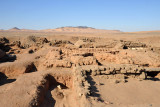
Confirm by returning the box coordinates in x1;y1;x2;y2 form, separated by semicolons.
0;26;160;33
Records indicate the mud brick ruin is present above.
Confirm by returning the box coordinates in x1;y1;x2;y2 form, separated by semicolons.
0;35;160;107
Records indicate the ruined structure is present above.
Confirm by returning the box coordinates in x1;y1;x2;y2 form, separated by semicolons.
0;35;160;107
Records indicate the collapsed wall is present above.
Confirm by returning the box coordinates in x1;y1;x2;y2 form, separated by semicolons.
121;41;147;49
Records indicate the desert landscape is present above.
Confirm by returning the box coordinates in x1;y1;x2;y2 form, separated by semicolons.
0;27;160;107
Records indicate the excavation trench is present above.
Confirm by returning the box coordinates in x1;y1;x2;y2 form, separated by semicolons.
38;73;74;107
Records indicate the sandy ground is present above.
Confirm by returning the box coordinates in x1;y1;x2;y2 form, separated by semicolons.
0;28;160;107
92;76;160;107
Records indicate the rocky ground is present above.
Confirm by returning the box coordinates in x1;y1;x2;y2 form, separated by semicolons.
0;30;160;107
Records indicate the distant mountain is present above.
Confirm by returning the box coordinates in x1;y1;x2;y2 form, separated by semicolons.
1;26;122;33
57;26;95;29
1;26;159;33
42;26;121;33
7;27;37;32
9;27;20;31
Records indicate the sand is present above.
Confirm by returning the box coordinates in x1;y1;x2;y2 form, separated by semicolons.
0;27;160;107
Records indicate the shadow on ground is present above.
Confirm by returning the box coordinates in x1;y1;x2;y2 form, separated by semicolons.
0;72;16;86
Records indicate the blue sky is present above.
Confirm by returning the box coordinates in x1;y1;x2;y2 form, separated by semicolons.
0;0;160;32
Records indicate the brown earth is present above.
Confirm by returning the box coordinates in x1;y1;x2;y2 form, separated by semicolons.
0;28;160;107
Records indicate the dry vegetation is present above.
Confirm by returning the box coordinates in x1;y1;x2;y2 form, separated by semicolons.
0;27;160;107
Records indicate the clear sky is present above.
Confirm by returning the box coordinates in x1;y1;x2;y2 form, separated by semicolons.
0;0;160;32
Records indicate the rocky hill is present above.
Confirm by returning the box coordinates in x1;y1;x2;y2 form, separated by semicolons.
42;26;121;33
